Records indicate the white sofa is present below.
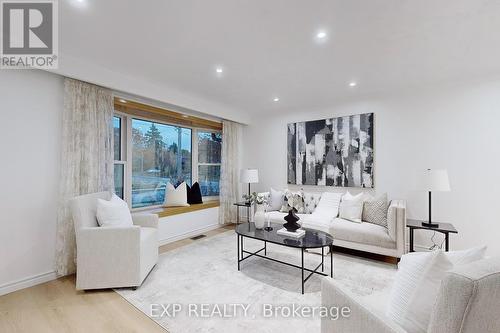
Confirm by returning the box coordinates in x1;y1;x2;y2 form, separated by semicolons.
70;191;159;290
321;257;500;333
266;192;406;258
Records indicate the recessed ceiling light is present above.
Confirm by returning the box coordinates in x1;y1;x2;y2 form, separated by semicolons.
118;98;127;103
349;82;357;87
71;0;88;7
273;97;280;102
316;31;327;39
216;67;223;74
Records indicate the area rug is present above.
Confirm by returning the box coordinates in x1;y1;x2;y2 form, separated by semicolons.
116;230;397;333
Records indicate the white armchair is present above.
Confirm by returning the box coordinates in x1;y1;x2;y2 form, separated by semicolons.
321;257;500;333
70;191;159;290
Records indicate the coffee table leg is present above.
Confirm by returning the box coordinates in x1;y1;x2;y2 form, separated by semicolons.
264;241;267;256
330;245;333;278
237;234;240;271
301;248;305;294
241;236;244;260
321;247;324;272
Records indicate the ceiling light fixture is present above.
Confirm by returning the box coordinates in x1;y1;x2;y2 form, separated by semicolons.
273;97;280;102
118;98;127;103
349;82;357;87
316;31;327;39
182;115;189;118
71;0;88;8
216;67;223;74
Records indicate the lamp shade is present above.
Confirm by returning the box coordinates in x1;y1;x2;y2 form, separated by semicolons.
419;169;451;192
240;169;259;183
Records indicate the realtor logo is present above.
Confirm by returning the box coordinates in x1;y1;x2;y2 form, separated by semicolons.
1;0;58;69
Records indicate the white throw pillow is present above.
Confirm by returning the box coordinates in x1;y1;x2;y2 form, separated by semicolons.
313;192;342;218
339;192;364;223
387;247;487;333
269;188;284;211
387;251;453;333
164;182;190;207
96;194;134;227
445;245;487;266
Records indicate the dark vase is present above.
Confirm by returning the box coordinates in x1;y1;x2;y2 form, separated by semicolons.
283;209;301;232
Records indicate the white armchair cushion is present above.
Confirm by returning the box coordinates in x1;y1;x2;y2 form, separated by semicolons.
96;194;133;227
132;213;159;228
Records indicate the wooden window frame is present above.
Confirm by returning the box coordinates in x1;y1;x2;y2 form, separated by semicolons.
113;97;222;211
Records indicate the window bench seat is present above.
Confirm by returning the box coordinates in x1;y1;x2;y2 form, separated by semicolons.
152;201;221;246
155;201;220;218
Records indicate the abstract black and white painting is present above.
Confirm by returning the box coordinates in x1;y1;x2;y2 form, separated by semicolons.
287;113;374;188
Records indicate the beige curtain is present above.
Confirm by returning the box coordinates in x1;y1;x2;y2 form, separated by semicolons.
54;78;114;276
218;120;243;224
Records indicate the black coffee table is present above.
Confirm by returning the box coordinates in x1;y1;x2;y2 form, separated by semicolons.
236;222;334;294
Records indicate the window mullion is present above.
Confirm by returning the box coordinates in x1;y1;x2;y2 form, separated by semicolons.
125;115;133;207
192;129;199;183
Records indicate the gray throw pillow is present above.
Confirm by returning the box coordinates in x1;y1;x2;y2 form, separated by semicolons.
362;193;388;227
303;192;322;214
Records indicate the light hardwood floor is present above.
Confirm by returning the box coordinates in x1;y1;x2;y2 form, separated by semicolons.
0;225;234;333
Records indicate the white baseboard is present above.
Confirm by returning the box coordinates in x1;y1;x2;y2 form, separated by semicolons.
159;223;222;246
0;271;57;296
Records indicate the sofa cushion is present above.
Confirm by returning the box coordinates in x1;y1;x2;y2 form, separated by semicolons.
303;192;322;214
363;193;388;227
339;192;364;223
301;214;333;234
331;218;395;249
313;192;342;217
269;188;284;211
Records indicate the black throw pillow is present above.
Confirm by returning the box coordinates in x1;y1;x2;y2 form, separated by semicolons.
188;182;203;204
186;183;192;202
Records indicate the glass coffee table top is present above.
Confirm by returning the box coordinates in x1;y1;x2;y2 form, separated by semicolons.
235;222;333;249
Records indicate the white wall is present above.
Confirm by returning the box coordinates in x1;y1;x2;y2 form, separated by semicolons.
243;79;500;256
0;70;64;294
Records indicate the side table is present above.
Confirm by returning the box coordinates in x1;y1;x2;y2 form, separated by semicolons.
233;201;251;224
407;219;458;252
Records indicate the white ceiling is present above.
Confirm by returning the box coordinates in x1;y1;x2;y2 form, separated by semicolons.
59;0;500;123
